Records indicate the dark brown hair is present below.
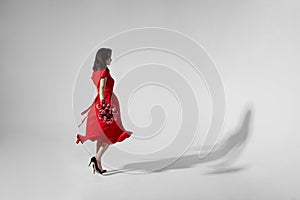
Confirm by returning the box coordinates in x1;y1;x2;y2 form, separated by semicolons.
92;48;112;71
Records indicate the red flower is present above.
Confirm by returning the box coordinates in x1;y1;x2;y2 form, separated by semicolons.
96;99;118;124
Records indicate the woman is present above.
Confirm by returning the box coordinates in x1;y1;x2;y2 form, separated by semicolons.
76;48;133;175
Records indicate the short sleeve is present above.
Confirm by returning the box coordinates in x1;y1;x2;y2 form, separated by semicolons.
100;69;110;79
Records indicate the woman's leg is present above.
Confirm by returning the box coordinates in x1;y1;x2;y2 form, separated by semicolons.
95;142;110;170
96;140;102;153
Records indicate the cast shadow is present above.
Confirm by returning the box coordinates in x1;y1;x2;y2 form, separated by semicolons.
104;104;254;176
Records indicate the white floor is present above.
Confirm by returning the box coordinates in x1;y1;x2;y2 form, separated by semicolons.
1;111;299;200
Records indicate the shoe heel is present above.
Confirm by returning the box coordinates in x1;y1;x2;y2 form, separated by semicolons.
88;157;96;167
92;164;95;174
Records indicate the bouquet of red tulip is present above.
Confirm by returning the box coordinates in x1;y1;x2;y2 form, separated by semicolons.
96;99;118;124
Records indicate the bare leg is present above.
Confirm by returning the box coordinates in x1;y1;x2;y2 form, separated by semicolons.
95;142;110;171
96;140;102;153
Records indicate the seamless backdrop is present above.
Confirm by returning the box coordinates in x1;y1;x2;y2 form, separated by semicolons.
0;0;299;200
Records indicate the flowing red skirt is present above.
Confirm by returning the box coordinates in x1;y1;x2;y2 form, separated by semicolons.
76;92;132;145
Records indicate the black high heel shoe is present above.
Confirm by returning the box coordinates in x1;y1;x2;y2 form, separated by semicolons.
88;157;107;175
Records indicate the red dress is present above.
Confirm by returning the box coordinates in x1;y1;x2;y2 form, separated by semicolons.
76;68;132;144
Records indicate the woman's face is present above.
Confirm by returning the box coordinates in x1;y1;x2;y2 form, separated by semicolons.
105;54;112;66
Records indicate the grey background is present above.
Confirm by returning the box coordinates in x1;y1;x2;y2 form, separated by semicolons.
1;0;299;199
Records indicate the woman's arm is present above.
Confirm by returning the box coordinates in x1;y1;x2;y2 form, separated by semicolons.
99;77;107;101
